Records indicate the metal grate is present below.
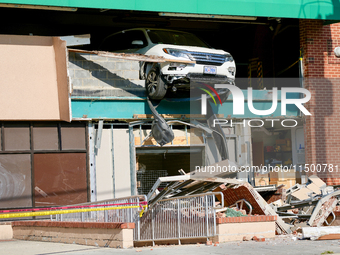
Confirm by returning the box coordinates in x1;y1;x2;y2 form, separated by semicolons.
137;170;168;195
50;195;146;224
134;193;221;244
188;51;226;66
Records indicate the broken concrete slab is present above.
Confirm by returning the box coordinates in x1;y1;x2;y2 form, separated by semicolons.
302;226;340;240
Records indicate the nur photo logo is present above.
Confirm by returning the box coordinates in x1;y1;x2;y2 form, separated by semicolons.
200;84;312;116
199;83;223;114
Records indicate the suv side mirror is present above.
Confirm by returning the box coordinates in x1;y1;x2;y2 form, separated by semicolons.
131;40;144;46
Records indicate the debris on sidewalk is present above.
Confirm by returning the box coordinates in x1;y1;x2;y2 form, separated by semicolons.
141;159;340;245
219;182;291;234
225;208;247;217
252;236;266;242
271;175;340;230
302;226;340;240
243;236;251;241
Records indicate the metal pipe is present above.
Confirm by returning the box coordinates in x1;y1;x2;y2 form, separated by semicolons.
152;208;155;246
111;126;115;198
205;195;209;236
139;125;143;146
129;126;137;195
177;199;181;241
160;192;224;202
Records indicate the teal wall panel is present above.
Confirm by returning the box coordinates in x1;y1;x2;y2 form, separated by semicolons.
1;0;340;20
71;99;192;119
71;90;301;119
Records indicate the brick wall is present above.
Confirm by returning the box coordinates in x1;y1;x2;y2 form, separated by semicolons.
300;20;340;185
68;51;145;97
222;185;265;215
12;221;134;248
216;215;277;224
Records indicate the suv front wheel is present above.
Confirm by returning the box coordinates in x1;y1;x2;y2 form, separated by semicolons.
146;66;167;100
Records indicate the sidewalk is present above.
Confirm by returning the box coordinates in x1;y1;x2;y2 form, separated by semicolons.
1;236;340;255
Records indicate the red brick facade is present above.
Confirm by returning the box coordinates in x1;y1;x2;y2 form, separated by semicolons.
216;215;277;224
300;20;340;185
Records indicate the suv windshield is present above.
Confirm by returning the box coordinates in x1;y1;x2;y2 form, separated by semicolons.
147;30;209;48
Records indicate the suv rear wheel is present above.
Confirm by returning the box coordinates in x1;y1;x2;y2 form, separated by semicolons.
146;66;167;100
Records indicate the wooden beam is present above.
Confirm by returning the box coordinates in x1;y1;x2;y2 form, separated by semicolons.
68;49;195;64
318;234;340;240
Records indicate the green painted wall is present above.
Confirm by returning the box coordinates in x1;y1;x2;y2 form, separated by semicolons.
1;0;340;20
71;99;300;119
71;90;301;119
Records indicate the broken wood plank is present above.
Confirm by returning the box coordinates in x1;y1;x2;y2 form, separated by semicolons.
303;226;340;240
68;49;195;64
318;234;340;240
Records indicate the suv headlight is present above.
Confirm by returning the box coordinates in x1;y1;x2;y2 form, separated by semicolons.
163;48;193;60
228;67;236;76
225;54;234;62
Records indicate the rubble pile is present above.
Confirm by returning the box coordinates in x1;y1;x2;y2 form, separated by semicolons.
216;207;247;218
144;158;340;242
214;174;340;239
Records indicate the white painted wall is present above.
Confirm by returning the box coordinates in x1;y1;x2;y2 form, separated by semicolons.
112;129;131;198
95;128;132;200
95;129;114;201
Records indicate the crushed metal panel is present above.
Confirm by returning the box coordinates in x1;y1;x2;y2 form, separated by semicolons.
310;197;337;227
289;176;327;200
0;34;71;121
308;189;340;227
146;174;243;208
147;175;190;200
273;176;340;231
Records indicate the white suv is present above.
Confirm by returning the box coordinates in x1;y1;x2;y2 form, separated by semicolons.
100;28;236;100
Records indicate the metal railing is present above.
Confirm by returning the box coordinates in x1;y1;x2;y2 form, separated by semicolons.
134;192;223;245
49;193;223;245
50;195;147;223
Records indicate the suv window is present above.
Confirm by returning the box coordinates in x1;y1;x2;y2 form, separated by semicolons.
100;30;148;52
147;30;209;48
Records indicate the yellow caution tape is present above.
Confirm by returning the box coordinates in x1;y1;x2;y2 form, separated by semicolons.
139;205;148;217
0;205;148;219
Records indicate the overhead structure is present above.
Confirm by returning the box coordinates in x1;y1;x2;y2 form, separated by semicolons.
0;0;338;20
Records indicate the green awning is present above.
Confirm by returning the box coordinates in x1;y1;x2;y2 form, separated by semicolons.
0;0;340;20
